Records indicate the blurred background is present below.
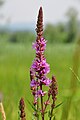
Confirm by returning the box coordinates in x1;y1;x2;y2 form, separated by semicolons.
0;0;80;119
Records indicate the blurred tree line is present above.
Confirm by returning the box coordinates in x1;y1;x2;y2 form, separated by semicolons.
44;7;79;43
0;7;80;44
8;31;35;43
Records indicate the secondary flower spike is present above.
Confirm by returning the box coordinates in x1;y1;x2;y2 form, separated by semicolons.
19;98;26;120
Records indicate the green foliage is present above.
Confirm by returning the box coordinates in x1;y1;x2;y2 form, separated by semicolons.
54;102;64;109
27;99;37;112
44;23;67;43
0;42;80;119
0;31;35;44
44;8;79;43
9;31;35;43
0;10;79;45
9;34;17;43
65;7;78;43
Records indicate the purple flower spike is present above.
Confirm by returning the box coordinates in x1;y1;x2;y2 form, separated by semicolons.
30;7;58;119
31;59;50;75
32;38;47;53
30;6;51;101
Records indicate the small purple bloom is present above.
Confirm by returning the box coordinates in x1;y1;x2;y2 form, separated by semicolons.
41;77;51;86
37;90;47;97
30;80;37;87
30;79;39;87
32;59;50;75
41;60;50;74
32;37;47;53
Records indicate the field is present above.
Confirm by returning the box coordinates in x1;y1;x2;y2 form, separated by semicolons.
0;41;80;120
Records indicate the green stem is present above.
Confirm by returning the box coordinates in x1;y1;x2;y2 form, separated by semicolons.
36;79;39;120
40;84;44;120
49;101;55;120
44;96;50;112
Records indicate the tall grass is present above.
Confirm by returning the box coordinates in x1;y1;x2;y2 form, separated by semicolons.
0;42;80;119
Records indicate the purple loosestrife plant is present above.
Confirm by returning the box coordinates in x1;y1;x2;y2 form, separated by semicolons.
30;7;58;120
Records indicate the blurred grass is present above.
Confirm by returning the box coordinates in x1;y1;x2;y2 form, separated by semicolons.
0;42;80;120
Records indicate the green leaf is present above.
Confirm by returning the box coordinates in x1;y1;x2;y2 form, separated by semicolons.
27;99;37;112
54;102;64;109
69;67;80;83
53;116;56;120
48;110;51;118
32;115;35;120
18;111;20;120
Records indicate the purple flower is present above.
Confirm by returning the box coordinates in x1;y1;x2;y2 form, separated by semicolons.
32;38;47;53
41;77;51;86
30;79;39;87
32;59;50;75
32;59;40;71
30;80;37;87
40;60;50;74
37;90;47;97
29;7;58;118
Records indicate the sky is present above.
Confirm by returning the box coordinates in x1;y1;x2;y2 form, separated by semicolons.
0;0;80;25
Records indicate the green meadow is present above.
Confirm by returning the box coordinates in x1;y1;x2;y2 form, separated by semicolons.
0;41;80;119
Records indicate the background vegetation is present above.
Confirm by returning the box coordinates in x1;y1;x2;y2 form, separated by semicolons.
0;5;80;120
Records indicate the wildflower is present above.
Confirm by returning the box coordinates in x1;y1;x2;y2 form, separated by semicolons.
30;7;52;120
30;79;39;87
37;90;47;97
41;77;51;86
30;7;51;100
30;6;58;120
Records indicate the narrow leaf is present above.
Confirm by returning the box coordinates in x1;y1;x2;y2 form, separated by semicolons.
18;111;20;120
48;110;51;118
53;116;56;120
69;67;80;83
54;102;64;109
27;99;37;112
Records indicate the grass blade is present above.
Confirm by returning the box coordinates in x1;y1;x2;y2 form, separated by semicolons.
27;99;37;112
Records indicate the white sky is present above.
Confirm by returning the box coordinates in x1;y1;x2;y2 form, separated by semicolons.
0;0;80;24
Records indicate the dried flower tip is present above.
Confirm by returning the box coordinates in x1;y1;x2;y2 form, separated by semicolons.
36;7;43;37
